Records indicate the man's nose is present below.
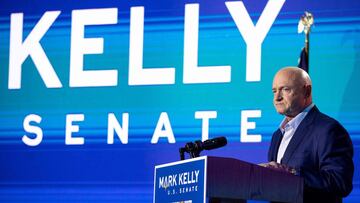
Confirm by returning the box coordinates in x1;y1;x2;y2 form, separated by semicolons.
274;92;282;101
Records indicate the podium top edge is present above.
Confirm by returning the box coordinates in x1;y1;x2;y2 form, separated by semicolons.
155;156;208;169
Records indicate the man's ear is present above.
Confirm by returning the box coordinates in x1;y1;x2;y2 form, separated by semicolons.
305;85;312;98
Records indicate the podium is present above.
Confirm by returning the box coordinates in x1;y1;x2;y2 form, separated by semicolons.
153;156;303;203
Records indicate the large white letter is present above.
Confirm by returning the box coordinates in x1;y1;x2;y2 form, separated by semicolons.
195;111;217;141
70;8;118;87
9;11;62;89
151;112;175;143
107;113;129;144
22;114;43;146
183;4;231;84
65;114;85;145
241;110;262;142
128;6;175;85
226;0;285;81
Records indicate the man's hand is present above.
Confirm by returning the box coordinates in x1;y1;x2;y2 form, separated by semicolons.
258;161;298;175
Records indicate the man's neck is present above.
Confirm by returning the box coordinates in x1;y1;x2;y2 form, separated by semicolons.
284;103;314;124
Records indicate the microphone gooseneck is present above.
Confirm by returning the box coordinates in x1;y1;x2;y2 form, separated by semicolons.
179;136;227;160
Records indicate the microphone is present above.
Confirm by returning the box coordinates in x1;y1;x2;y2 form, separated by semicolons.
194;136;227;151
180;137;227;160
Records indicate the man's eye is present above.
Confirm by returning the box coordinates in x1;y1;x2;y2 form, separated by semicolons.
282;87;291;92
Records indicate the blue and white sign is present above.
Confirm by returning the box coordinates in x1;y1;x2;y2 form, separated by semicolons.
154;156;207;203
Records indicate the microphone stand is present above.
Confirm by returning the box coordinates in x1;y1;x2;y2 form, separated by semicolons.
179;140;202;160
179;147;185;160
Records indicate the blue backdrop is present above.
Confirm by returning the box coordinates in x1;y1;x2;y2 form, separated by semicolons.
0;0;359;202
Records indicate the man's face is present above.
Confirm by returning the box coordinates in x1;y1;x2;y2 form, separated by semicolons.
272;71;306;118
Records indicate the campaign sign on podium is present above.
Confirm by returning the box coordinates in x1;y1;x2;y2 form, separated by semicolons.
153;156;207;203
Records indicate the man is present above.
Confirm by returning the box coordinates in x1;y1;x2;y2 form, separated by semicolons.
261;67;354;203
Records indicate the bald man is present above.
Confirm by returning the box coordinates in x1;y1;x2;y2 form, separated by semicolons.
262;67;354;203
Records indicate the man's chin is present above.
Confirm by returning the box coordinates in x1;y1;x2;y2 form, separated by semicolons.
275;109;285;115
